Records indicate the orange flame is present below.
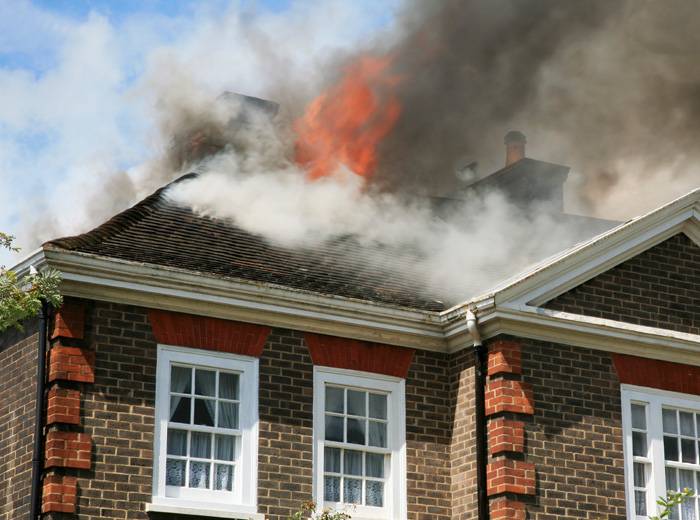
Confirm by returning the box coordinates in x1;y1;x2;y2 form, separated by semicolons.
294;55;402;180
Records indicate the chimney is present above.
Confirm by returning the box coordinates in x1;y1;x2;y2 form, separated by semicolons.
504;130;526;166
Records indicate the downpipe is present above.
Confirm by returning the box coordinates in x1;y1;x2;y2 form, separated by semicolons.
29;299;49;520
467;309;489;520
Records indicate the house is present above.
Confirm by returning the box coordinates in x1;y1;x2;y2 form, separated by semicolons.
1;139;699;520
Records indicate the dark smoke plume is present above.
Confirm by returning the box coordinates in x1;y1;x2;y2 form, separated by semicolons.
368;0;700;216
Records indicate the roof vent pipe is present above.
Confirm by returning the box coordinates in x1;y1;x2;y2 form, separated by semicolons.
504;130;526;166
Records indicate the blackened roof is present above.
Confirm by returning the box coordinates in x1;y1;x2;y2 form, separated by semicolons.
47;174;446;312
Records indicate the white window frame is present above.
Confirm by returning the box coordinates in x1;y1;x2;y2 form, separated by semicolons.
622;384;700;520
313;366;407;520
151;344;259;517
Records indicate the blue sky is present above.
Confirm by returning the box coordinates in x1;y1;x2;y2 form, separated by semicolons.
0;0;399;266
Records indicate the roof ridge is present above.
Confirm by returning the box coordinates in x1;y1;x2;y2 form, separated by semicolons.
46;172;198;251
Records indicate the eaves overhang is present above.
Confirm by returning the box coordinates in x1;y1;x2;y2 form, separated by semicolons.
39;247;457;352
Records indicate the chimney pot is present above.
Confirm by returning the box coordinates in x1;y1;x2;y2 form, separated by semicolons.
504;130;526;166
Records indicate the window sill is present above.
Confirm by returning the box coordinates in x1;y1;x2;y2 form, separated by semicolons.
146;503;265;519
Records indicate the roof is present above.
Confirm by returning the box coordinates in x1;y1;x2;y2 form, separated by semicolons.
47;174;447;312
471;186;700;308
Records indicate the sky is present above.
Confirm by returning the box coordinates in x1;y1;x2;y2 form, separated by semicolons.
0;0;399;267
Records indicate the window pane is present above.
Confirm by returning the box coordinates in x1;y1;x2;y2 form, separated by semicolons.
167;429;187;456
170;396;191;423
667;467;678;491
680;469;695;491
631;404;646;430
664;409;679;434
325;415;344;442
166;459;185;486
665;435;680;461
635;490;647;516
344;450;362;476
191;432;211;458
369;421;387;448
347;390;366;417
366;480;384;507
325;387;344;413
194;399;215;426
195;369;216;396
324;447;341;473
633;462;645;487
324;476;340;502
170;366;191;393
215;464;234;491
189;461;210;489
347;418;366;445
366;453;384;478
369;394;387;420
343;478;362;504
219;373;239;400
680;470;695;520
218;402;239;429
632;431;647;457
215;435;236;461
681;412;695;437
682;438;697;464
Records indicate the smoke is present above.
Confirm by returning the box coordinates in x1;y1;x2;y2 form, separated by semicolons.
374;0;700;218
4;0;700;302
0;0;395;264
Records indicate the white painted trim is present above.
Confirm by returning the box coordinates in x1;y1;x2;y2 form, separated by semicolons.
621;385;700;519
145;503;264;519
312;366;407;520
474;303;700;366
153;345;259;515
43;248;449;351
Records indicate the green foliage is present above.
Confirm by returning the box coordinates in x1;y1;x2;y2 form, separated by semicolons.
651;488;695;519
0;233;62;332
288;501;351;520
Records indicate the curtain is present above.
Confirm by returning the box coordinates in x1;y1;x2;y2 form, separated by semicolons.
170;366;191;422
196;370;217;426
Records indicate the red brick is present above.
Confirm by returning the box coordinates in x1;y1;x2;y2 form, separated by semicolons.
42;474;77;513
485;379;534;416
488;339;522;375
613;353;700;396
488;418;525;454
48;345;95;383
490;497;526;520
45;431;92;470
46;387;81;425
148;309;270;357
304;332;415;378
487;459;536;496
52;299;86;340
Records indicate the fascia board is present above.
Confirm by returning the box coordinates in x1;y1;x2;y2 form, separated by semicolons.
44;248;449;351
499;207;695;307
480;303;700;367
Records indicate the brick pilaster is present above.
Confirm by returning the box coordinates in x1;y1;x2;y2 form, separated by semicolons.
43;298;91;516
485;338;535;514
42;473;77;514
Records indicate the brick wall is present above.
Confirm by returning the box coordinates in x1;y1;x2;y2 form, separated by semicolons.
257;328;314;519
405;350;453;519
545;233;700;334
520;337;627;519
449;348;477;519
36;302;460;519
0;320;39;520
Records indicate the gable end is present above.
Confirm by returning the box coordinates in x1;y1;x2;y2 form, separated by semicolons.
543;233;700;334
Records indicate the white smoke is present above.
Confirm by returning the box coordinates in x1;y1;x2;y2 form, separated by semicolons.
0;0;399;266
167;139;586;302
